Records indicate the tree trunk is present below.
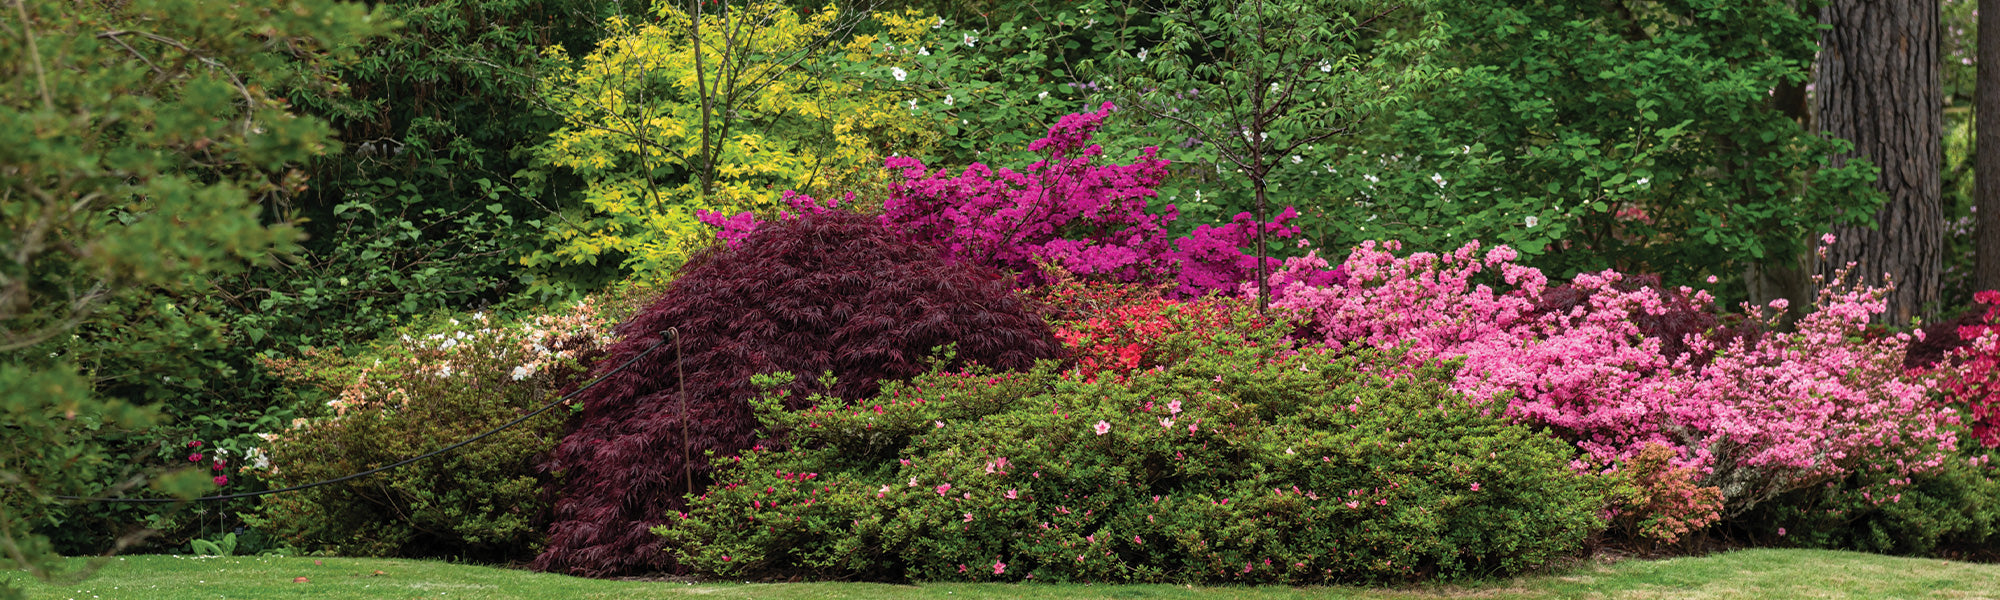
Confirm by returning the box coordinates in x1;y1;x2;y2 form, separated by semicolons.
1978;0;2000;294
1815;0;1944;324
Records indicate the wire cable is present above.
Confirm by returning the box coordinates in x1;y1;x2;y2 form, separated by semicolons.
55;329;675;504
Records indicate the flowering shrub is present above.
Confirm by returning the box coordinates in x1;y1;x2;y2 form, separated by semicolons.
535;210;1061;576
699;103;1344;297
1265;239;1960;514
1033;278;1272;381
657;299;1611;583
1932;290;2000;448
252;302;613;559
1603;442;1723;548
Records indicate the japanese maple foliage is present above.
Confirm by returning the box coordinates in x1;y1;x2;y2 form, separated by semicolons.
534;210;1060;576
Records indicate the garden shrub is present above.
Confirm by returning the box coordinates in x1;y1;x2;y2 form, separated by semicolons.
1600;442;1724;549
657;297;1612;583
1738;447;2000;560
535;210;1062;576
1264;238;1960;514
1929;290;2000;448
701;103;1345;297
252;302;613;560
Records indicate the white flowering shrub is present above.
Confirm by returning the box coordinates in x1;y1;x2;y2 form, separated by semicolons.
251;300;615;559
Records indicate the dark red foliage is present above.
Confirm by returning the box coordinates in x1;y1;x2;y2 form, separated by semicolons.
1904;309;1986;370
531;211;1062;576
1530;273;1758;368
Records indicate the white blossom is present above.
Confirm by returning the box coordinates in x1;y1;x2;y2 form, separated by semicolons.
891;67;907;81
1525;216;1540;228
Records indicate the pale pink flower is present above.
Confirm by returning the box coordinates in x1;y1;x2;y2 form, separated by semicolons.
1094;420;1111;435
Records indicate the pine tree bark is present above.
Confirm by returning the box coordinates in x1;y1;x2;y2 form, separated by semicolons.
1978;0;2000;294
1815;0;1944;324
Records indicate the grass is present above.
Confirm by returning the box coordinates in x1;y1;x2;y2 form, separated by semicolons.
5;549;1998;599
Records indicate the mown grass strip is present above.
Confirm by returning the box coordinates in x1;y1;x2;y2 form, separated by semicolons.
6;549;1998;600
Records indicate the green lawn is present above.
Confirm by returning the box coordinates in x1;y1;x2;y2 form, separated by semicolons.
6;549;1997;600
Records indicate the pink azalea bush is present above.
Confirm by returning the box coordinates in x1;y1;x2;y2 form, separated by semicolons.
699;103;1343;297
1263;238;1961;514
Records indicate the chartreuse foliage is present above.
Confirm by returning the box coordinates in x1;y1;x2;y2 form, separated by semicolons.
0;0;384;596
661;297;1611;583
526;1;945;280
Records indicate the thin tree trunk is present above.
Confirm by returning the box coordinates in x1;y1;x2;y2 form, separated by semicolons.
1978;0;2000;294
690;0;715;194
1815;0;1944;324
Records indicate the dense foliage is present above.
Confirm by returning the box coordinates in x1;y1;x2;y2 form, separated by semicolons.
707;104;1346;296
253;303;613;560
0;0;385;593
12;0;1999;586
536;209;1062;575
660;297;1612;583
526;2;944;279
1265;239;1960;514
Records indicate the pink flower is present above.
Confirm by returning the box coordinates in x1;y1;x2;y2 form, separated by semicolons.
1822;233;1837;245
1778;527;1787;537
1470;483;1481;491
1345;500;1361;509
212;475;228;486
186;440;202;449
964;513;975;522
187;453;203;462
1134;535;1143;544
1005;489;1018;499
1168;400;1182;414
935;483;952;495
993;561;1007;575
1160;417;1174;428
1094;420;1111;435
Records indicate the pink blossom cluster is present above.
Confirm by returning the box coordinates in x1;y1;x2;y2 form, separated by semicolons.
700;103;1343;296
1265;240;1960;511
1936;290;2000;447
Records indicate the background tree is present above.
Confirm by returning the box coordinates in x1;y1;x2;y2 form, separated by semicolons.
1817;0;1945;324
1264;0;1880;308
523;0;941;280
1977;0;2000;295
1121;0;1442;309
0;0;383;594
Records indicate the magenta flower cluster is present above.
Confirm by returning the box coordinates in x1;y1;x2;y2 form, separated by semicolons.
1262;239;1960;511
698;103;1343;297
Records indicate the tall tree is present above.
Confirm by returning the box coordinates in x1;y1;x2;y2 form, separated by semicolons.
1979;0;2000;294
1816;0;1945;323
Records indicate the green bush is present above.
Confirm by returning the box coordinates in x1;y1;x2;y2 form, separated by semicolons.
249;301;614;560
657;299;1611;583
1737;447;2000;560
